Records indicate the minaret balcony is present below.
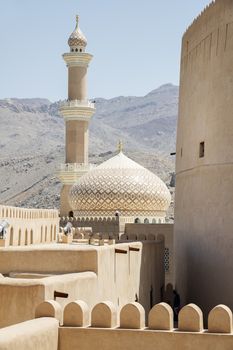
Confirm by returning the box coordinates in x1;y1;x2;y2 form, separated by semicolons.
59;99;95;121
61;99;95;109
57;163;96;185
63;52;93;67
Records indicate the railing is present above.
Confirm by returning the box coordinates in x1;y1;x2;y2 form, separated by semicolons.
60;99;95;109
59;163;96;172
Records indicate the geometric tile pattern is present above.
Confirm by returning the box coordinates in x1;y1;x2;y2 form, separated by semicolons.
68;25;87;48
164;247;170;273
69;153;171;217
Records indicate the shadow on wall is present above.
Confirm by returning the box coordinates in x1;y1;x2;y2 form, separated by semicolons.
138;237;165;319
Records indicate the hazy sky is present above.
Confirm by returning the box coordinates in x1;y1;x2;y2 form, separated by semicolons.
0;0;211;101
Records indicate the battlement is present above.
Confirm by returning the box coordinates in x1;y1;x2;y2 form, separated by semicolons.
36;299;233;333
60;215;120;235
180;0;232;64
0;204;58;220
184;0;217;36
24;300;233;350
1;300;233;350
60;216;119;224
0;204;59;247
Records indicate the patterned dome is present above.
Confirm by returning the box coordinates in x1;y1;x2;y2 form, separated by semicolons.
69;152;171;217
68;15;87;48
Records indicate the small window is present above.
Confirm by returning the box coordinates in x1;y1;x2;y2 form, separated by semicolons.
199;141;205;158
75;48;78;52
71;48;74;52
80;48;82;52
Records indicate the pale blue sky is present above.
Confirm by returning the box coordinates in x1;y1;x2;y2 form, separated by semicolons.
0;0;211;101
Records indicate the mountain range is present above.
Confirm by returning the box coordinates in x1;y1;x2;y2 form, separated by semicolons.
0;83;178;220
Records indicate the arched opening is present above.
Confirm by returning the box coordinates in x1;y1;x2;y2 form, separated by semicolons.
69;211;74;218
152;218;156;224
9;227;14;246
18;229;21;246
54;225;57;241
50;225;53;241
45;227;47;242
80;48;82;52
144;218;149;224
25;229;28;245
75;48;78;52
40;226;43;243
30;229;33;245
134;218;140;223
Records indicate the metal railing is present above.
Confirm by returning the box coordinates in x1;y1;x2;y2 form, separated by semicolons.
59;163;96;172
60;99;95;109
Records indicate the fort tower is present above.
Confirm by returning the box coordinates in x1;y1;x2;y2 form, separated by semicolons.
174;0;233;316
58;16;95;216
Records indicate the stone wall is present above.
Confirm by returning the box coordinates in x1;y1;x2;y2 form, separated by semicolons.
0;241;164;327
0;318;59;350
0;205;59;247
124;224;174;286
59;301;233;350
2;300;231;350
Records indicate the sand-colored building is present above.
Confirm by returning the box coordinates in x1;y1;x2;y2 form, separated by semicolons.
1;4;233;349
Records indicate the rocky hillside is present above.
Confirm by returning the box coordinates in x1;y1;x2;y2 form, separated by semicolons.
0;84;178;220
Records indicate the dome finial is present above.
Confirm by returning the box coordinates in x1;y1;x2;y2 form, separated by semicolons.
118;140;123;153
76;15;79;27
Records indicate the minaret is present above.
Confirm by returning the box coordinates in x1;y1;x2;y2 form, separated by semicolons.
58;16;95;216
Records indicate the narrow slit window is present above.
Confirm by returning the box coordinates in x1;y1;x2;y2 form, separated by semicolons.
199;141;205;158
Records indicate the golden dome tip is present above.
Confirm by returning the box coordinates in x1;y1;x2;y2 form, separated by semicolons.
118;140;123;153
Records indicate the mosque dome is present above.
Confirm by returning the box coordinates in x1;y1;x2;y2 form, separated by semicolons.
68;15;87;48
69;150;171;218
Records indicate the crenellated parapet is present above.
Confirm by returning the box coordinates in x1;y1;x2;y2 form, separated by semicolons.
180;0;233;71
184;0;217;37
0;204;58;220
0;204;59;247
36;299;233;334
2;301;233;350
60;216;120;235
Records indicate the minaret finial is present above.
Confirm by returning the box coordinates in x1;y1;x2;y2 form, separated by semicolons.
76;15;79;26
118;140;123;153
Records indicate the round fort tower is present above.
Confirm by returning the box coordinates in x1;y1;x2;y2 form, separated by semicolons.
174;0;233;316
58;16;95;216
